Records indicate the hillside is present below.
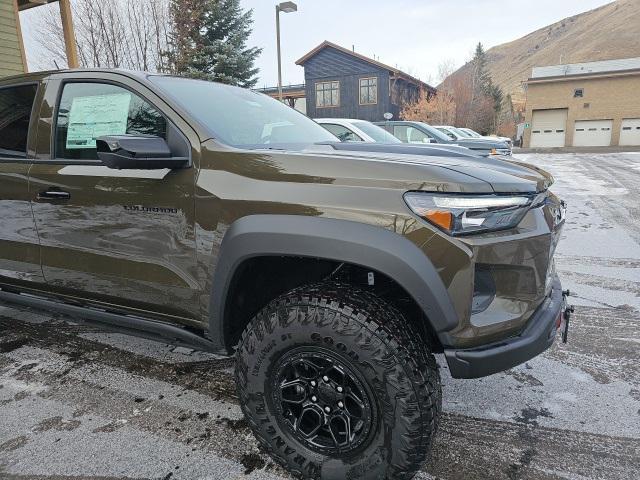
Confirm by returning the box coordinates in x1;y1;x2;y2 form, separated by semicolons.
445;0;640;106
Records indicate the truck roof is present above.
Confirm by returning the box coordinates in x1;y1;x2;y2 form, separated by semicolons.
0;68;154;84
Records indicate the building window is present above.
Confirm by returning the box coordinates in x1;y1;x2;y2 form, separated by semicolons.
316;81;340;108
359;77;378;105
574;88;584;98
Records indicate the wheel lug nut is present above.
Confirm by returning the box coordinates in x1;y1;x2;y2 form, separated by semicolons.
311;396;317;402
324;406;331;413
337;386;343;393
323;376;329;382
338;401;344;408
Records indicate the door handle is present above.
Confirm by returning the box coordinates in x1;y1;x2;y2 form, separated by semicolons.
37;188;71;201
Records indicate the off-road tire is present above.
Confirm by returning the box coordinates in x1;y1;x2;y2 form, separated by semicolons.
235;282;441;480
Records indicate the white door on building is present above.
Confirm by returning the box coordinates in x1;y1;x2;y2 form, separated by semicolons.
573;119;613;147
619;118;640;146
530;109;567;147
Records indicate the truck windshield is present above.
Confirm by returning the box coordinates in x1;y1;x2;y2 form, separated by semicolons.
352;121;401;143
149;76;336;148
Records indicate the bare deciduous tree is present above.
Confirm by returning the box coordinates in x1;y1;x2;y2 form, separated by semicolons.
436;58;456;87
34;0;171;72
401;59;460;124
400;90;456;125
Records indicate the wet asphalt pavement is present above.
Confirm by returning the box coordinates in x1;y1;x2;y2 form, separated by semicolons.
1;152;639;480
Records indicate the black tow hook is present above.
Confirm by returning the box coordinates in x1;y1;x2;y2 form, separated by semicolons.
561;289;575;344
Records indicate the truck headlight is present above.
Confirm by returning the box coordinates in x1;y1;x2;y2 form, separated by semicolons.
404;192;534;235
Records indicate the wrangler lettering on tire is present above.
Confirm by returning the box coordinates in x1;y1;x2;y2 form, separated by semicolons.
235;283;441;479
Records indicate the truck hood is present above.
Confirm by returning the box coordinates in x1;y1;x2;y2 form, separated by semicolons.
325;141;483;159
300;146;553;193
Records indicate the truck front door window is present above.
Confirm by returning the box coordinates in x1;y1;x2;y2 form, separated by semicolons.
55;83;167;160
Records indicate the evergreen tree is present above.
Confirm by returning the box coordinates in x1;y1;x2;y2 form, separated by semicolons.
471;43;492;96
168;0;262;88
166;1;205;75
468;42;504;133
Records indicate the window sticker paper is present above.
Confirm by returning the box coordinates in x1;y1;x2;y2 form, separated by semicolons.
66;93;131;149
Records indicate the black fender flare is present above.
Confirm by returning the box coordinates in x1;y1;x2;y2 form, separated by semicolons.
208;215;459;350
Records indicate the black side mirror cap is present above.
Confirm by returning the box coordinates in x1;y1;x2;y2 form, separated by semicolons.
96;135;190;170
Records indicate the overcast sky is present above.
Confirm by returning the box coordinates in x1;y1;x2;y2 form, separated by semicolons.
21;0;613;86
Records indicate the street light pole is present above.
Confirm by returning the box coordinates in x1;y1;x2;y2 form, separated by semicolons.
275;2;297;102
276;5;282;101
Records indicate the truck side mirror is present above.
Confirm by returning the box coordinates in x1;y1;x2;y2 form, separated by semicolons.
96;135;190;170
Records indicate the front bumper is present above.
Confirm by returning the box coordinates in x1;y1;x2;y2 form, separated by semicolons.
444;274;563;379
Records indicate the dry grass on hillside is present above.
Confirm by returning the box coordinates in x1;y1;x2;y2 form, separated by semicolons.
445;0;640;107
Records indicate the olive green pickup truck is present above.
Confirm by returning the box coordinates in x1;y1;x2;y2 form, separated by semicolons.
0;70;569;480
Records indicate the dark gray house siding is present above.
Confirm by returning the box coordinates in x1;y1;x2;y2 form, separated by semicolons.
303;48;392;121
299;44;434;122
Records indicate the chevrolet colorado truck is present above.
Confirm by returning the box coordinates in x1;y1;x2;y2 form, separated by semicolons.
0;70;569;480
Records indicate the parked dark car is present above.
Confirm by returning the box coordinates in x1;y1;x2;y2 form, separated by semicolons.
1;69;569;480
376;120;512;156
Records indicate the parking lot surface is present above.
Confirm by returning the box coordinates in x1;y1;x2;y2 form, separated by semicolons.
1;152;639;480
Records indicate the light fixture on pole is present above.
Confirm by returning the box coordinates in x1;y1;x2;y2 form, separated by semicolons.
276;1;298;102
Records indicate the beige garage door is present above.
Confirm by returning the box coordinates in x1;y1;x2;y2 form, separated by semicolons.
530;109;567;147
620;118;640;146
573;119;613;147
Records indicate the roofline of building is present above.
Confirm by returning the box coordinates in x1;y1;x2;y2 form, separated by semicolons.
527;68;640;84
17;0;60;12
255;84;306;99
256;83;305;93
295;40;435;91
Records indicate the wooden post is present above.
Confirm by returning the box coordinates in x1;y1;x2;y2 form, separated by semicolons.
58;0;79;68
13;0;28;73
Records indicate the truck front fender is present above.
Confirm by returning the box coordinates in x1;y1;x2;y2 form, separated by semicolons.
208;215;459;351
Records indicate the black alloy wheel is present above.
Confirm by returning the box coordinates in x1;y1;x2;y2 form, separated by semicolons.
273;348;376;456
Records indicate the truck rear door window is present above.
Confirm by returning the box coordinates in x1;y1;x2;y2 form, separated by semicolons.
0;84;37;158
